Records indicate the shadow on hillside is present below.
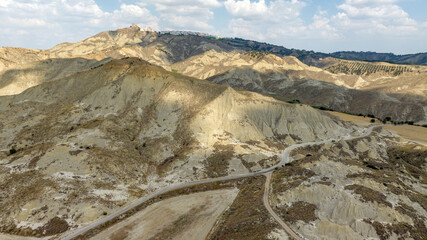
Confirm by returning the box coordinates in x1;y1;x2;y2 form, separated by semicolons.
205;67;427;122
0;57;111;92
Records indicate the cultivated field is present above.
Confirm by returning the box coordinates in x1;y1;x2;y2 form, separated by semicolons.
326;61;413;76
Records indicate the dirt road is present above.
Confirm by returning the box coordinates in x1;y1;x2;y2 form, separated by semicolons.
263;172;304;240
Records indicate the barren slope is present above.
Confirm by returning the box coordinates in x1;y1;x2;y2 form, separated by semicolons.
1;26;425;124
270;132;427;240
169;50;426;122
0;57;354;237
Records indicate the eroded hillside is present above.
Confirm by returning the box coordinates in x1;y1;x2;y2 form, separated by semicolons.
169;50;427;123
0;57;355;237
269;132;427;240
1;26;425;123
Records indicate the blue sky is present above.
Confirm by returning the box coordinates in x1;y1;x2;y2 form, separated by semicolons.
1;0;426;54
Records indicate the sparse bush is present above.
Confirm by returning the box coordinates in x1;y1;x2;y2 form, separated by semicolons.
9;148;17;155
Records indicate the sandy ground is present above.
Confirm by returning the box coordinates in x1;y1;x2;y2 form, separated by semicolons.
384;125;427;145
90;188;239;240
327;111;427;145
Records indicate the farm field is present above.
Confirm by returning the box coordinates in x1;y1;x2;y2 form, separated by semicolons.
327;111;427;145
326;61;413;76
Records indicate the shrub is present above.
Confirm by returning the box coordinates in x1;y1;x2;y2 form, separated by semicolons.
9;148;17;155
370;119;375;123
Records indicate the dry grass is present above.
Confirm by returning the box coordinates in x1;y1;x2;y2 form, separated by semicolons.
326;111;378;124
364;219;427;240
344;184;392;207
207;176;279;240
385;125;427;145
271;163;316;195
275;201;317;224
203;143;234;178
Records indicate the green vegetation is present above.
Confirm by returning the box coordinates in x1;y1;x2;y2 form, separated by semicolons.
245;50;269;59
171;69;181;74
326;61;413;76
311;105;334;111
287;99;300;104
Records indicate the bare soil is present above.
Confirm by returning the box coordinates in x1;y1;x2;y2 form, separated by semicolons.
91;189;238;240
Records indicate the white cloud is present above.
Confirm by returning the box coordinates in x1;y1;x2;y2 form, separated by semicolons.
0;0;158;48
224;0;269;18
309;10;340;39
224;0;338;44
333;0;418;34
141;0;221;31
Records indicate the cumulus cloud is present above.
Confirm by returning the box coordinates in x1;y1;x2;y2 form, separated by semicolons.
141;0;222;31
0;0;158;49
224;0;338;44
332;0;418;34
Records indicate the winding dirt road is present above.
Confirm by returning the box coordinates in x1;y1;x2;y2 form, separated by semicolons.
61;125;384;240
263;172;304;240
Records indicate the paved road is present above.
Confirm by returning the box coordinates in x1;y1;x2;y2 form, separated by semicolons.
61;125;384;240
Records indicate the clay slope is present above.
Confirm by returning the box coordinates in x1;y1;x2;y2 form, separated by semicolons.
270;135;427;240
0;58;112;96
0;57;355;237
1;26;425;121
169;50;427;123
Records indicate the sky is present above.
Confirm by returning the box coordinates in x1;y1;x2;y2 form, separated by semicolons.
0;0;426;54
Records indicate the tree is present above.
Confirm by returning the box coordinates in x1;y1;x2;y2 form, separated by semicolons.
370;119;375;123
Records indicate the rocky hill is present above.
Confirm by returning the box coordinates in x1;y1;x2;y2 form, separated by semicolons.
2;26;425;123
0;57;355;237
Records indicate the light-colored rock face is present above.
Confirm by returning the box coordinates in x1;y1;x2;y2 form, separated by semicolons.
0;58;356;237
270;133;427;240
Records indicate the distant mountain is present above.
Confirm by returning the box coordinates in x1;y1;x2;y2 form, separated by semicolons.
330;51;427;65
